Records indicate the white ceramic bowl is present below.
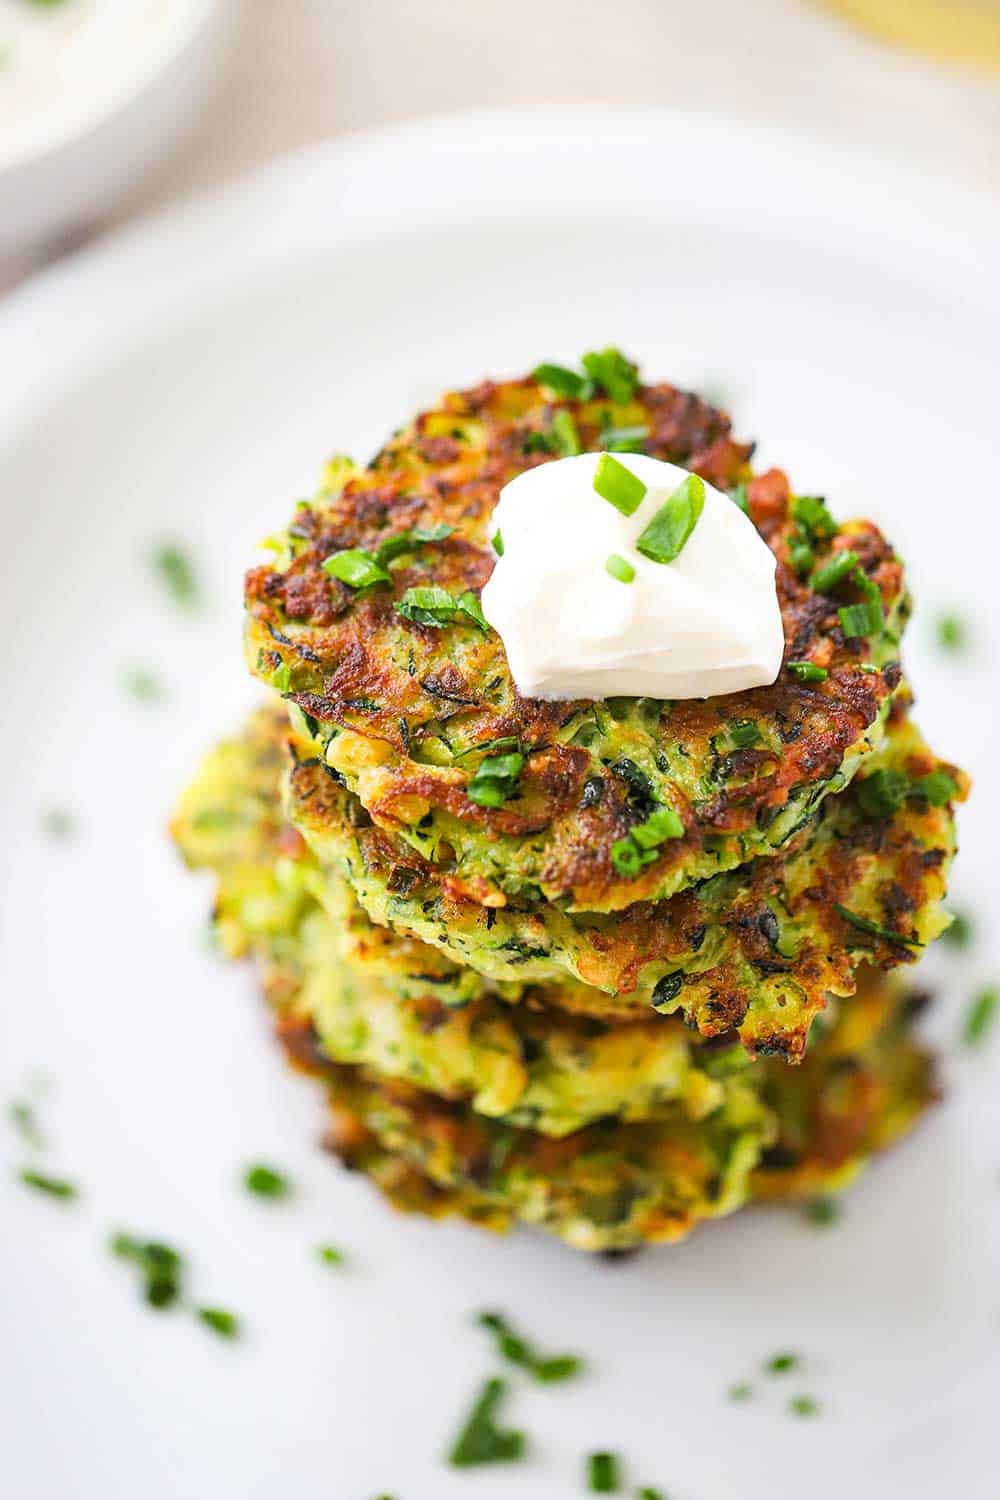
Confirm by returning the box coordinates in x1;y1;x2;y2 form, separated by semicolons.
0;0;232;257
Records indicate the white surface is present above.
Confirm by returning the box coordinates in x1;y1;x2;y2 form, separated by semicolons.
0;111;998;1500
0;0;230;255
483;454;784;701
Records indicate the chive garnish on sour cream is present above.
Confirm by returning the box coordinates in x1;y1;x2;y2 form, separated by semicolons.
635;474;705;565
605;553;635;584
593;453;647;516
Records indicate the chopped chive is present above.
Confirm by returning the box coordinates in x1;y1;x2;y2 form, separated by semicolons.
552;409;581;456
941;910;972;948
197;1306;240;1339
636;1490;665;1500
790;495;837;540
789;541;815;578
588;1451;621;1493
492;529;504;556
581;347;639;403
728;481;750;514
123;665;163;703
789;1395;820;1417
728;1382;753;1402
152;544;199;608
17;1168;76;1200
396;586;490;631
839;599;883;639
611;804;684;877
322;548;391;589
243;1163;291;1199
374;524;453;566
272;661;292;694
765;1352;799;1374
935;613;967;652
317;1244;346;1266
911;769;958;806
594;453;647;516
787;661;828;683
600;424;648;453
476;1310;583;1382
9;1100;44;1150
963;988;998;1048
523;429;556;454
857;767;910;818
111;1233;184;1308
532;362;589;399
605;553;635;584
635;475;705;564
804;1196;840;1226
811;549;859;592
467;751;524;809
729;719;761;749
39;807;74;838
448;1378;526;1467
834;904;920;947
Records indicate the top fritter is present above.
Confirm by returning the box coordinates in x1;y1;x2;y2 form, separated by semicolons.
245;352;907;914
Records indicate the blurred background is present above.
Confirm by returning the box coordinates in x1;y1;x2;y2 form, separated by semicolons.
2;0;999;295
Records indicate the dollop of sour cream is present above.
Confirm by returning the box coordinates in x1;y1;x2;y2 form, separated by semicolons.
481;452;785;702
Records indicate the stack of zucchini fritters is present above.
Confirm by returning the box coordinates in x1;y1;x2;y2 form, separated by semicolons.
173;357;965;1251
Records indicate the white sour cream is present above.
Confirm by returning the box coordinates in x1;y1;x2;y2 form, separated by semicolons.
0;0;179;159
480;452;785;702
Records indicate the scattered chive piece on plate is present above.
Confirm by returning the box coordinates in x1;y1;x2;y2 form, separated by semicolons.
765;1352;799;1374
963;988;998;1048
728;1382;753;1402
804;1195;840;1226
552;409;581;455
636;1489;665;1500
322;548;391;589
17;1168;76;1200
789;1395;820;1418
467;751;524;809
317;1244;346;1267
111;1234;185;1308
593;453;647;516
587;1450;621;1493
10;1099;44;1150
39;807;75;838
635;475;705;564
492;528;504;556
787;661;827;683
243;1163;292;1199
448;1377;526;1467
605;553;635;584
476;1310;583;1382
152;543;199;608
123;665;164;703
197;1307;240;1339
935;612;968;652
532;361;589;399
941;911;972;948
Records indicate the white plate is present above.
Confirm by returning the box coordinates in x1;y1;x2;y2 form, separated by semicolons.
1;111;997;1500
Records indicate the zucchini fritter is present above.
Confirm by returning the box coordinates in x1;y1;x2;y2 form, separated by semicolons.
278;968;937;1252
245;365;908;914
287;713;963;1058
